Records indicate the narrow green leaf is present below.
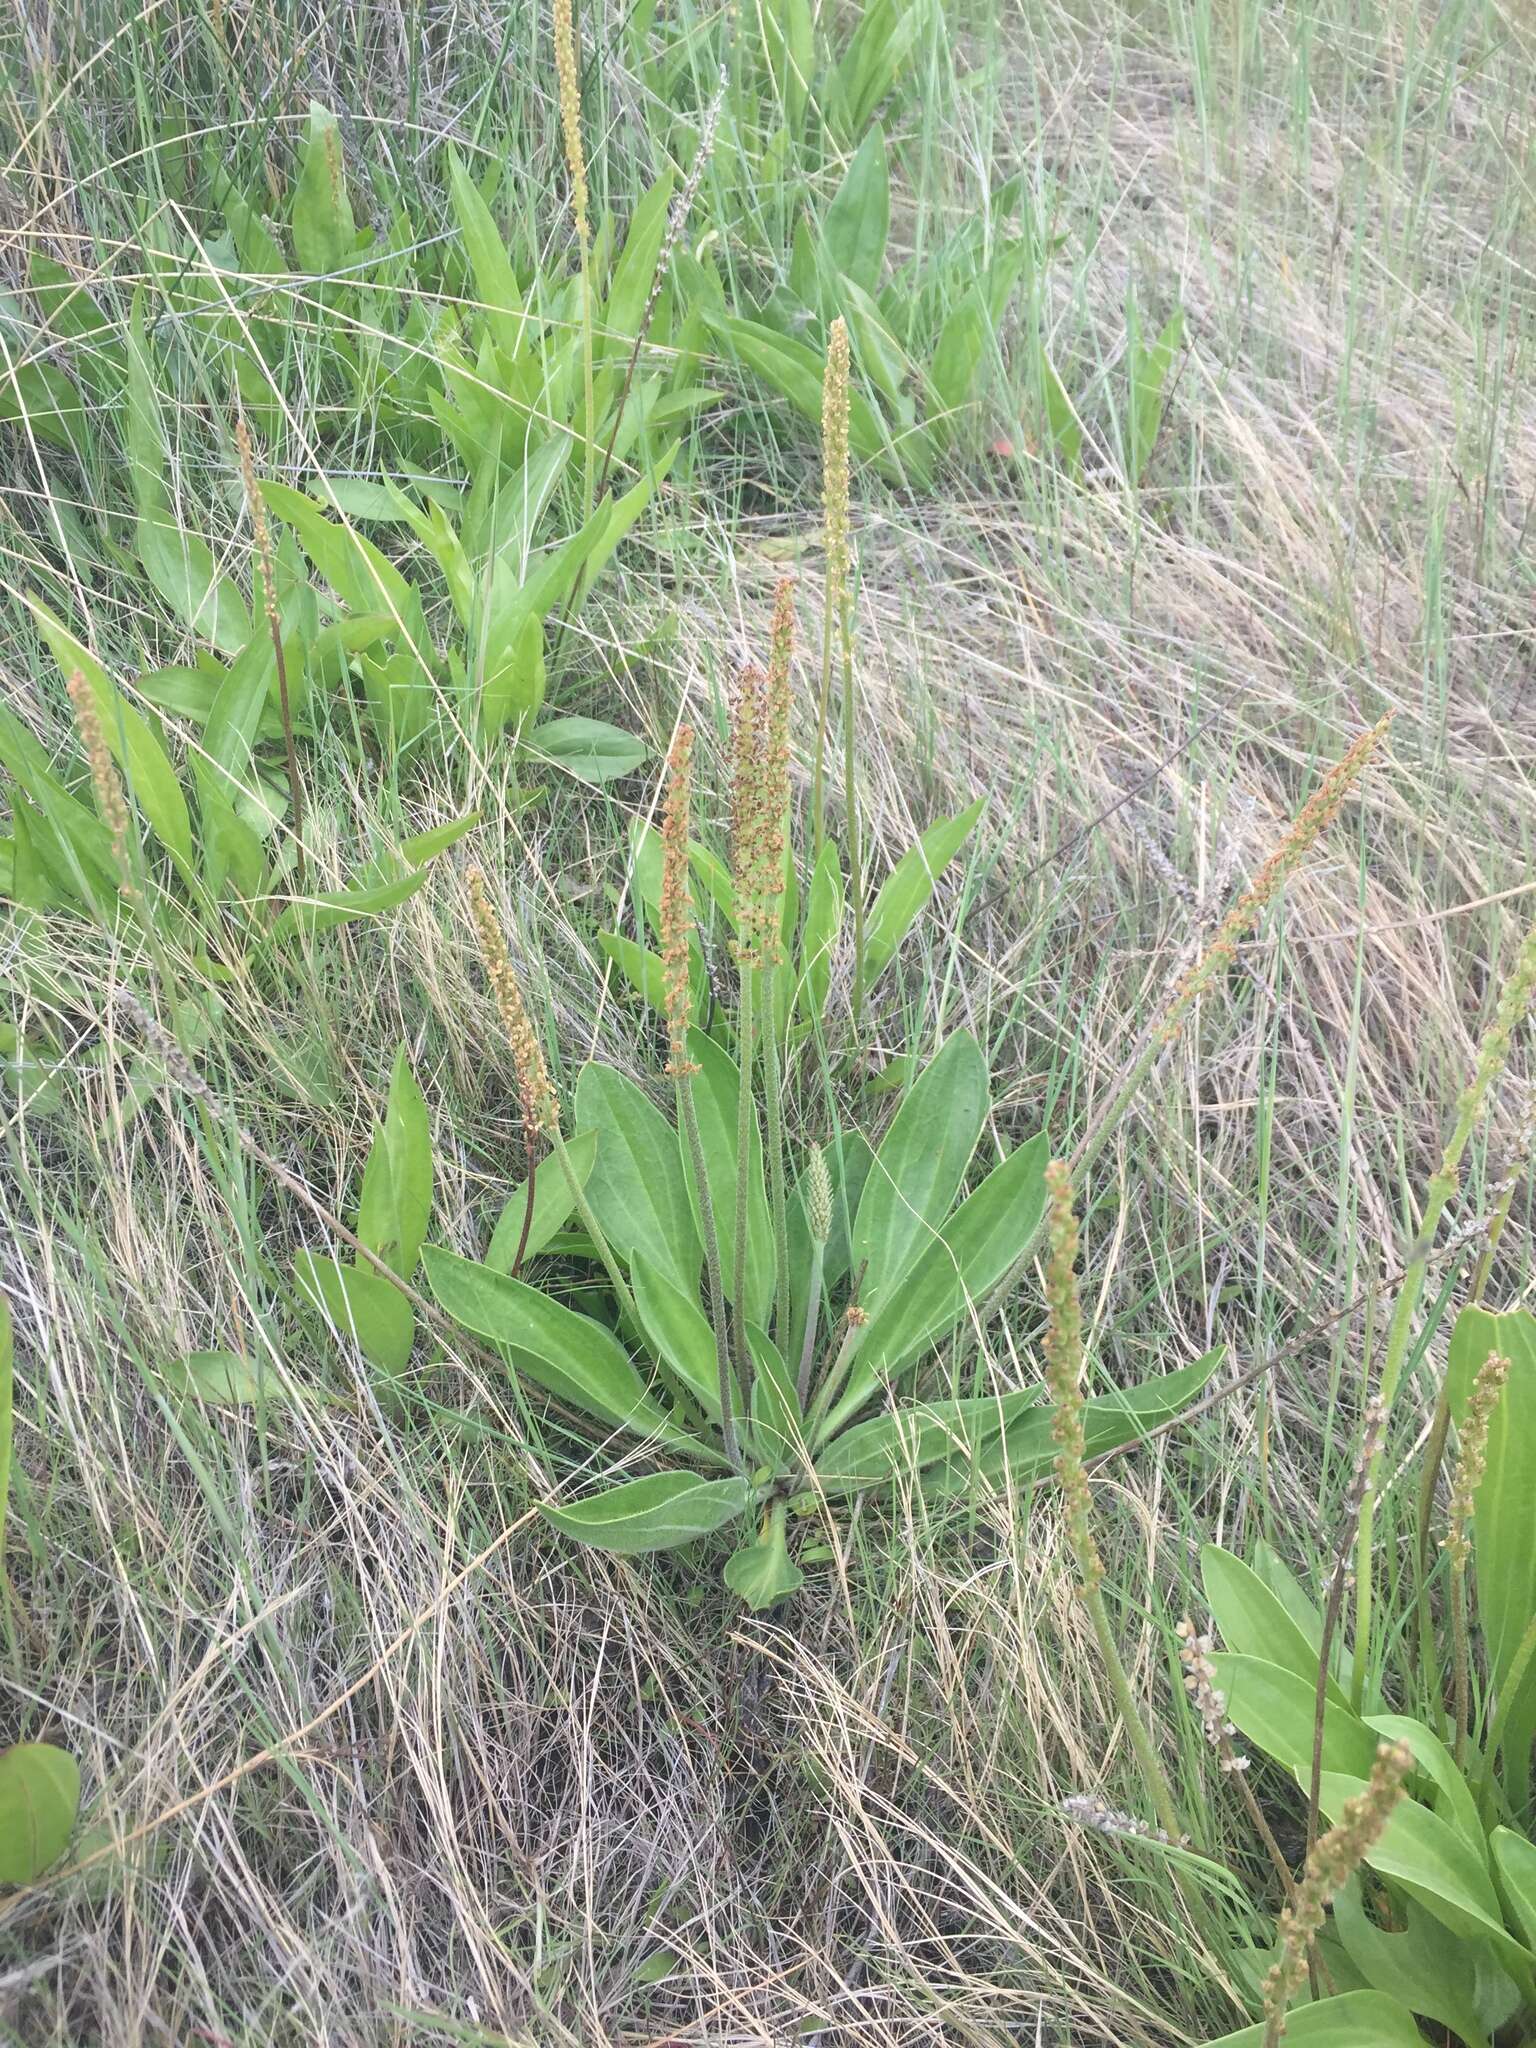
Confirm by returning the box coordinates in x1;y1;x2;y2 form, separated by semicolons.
421;1246;704;1455
485;1129;598;1273
1202;1547;1350;1708
1492;1827;1536;1951
542;1470;749;1555
632;1250;727;1424
823;126;890;294
851;1031;987;1312
822;1131;1048;1439
291;103;356;276
24;595;193;869
445;147;525;359
356;1048;433;1280
682;1028;773;1324
574;1065;700;1294
863;796;984;982
137;513;250;655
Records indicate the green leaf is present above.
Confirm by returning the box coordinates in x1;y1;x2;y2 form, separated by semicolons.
24;594;194;870
603;170;674;348
815;1387;1040;1493
1202;1990;1425;2047
723;1501;804;1610
1333;1876;1496;2047
851;1031;987;1312
796;838;844;1029
1447;1305;1536;1806
543;1470;749;1555
356;1048;433;1280
631;1250;728;1425
527;717;648;784
821;1131;1048;1440
823;126;890;294
682;1028;774;1325
823;1351;1223;1496
292;103;356;276
136;513;250;655
759;0;814;127
747;1324;802;1467
478;605;545;734
0;1743;81;1885
598;932;669;1011
1492;1826;1536;1950
1364;1713;1485;1858
1128;307;1183;484
421;1246;702;1455
707;315;900;478
1318;1771;1527;1971
1201;1547;1350;1708
929;291;987;425
261;481;415;618
863;796;984;982
295;1252;415;1376
161;1349;285;1406
1042;356;1082;473
575;1065;701;1295
267;864;434;940
445;147;525;360
485;1129;598;1273
1208;1655;1378;1778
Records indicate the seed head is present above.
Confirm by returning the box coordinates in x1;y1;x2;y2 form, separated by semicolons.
552;0;588;248
1451;920;1536;1164
65;669;133;891
1176;1617;1249;1773
1445;1350;1508;1571
1165;717;1392;1038
806;1143;833;1246
730;661;779;969
660;726;698;1077
822;319;851;613
1042;1158;1102;1595
1262;1741;1412;2044
466;866;559;1136
234;416;280;633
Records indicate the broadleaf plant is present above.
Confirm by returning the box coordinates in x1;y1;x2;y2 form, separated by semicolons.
427;642;1216;1609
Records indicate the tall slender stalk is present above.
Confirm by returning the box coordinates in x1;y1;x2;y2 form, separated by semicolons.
732;963;757;1413
1352;915;1536;1709
1042;1160;1185;1846
659;726;740;1466
1443;1349;1508;1767
235;417;305;890
553;0;595;521
466;865;637;1329
812;319;850;866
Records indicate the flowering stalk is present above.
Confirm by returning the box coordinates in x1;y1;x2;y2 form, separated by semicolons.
1178;1617;1294;1899
1262;1742;1412;2047
660;729;740;1466
236;415;305;889
812;322;863;1020
1445;1349;1509;1766
796;1142;832;1408
1353;912;1536;1709
759;578;796;1346
65;670;134;902
552;0;595;519
466;866;637;1323
1043;1160;1184;1846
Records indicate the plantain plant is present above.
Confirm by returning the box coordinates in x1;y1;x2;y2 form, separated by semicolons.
423;656;1218;1609
1197;1306;1536;2046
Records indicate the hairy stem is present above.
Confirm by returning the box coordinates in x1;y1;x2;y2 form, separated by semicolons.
758;963;792;1350
732;965;757;1417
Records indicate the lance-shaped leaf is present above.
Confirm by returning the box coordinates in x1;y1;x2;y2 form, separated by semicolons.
543;1471;750;1554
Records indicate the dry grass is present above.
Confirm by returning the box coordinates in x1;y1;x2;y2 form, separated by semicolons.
2;0;1534;2040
